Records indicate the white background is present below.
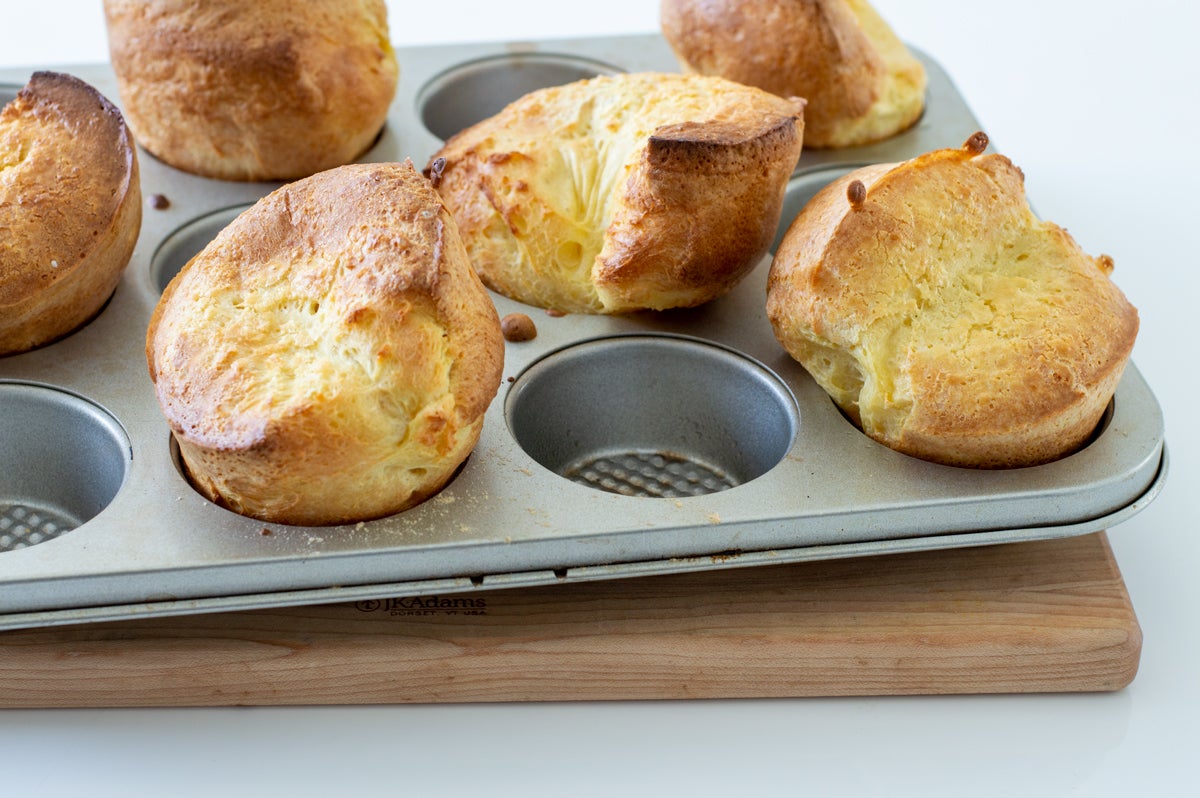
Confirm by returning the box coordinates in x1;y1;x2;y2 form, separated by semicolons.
2;2;1197;795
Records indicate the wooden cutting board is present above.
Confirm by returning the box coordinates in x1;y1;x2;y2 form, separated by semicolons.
0;531;1140;706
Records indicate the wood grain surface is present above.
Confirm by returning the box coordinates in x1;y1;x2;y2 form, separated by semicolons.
0;532;1140;706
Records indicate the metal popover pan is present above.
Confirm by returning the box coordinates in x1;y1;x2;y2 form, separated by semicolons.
0;34;1165;629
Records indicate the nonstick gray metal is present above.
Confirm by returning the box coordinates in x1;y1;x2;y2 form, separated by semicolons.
0;35;1166;629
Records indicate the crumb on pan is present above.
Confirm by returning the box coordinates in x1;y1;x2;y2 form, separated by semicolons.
501;313;537;342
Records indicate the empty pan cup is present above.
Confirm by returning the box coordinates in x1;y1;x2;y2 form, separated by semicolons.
505;335;798;498
0;382;131;552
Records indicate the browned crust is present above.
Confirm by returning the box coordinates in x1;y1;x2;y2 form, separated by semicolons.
0;71;141;355
767;138;1139;468
594;114;804;310
661;0;925;148
428;72;804;314
147;161;504;525
103;0;398;181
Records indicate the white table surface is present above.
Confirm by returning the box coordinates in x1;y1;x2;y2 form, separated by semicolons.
2;2;1196;795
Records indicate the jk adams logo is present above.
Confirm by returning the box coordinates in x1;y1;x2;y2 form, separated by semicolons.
356;595;488;616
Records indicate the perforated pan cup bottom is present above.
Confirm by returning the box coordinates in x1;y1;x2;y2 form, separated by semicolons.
506;335;798;498
0;504;78;551
563;450;738;498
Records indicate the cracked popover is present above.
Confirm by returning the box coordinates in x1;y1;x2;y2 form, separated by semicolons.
766;134;1138;468
427;72;805;314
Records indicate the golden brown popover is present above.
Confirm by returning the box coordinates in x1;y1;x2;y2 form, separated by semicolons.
0;71;140;356
766;134;1138;468
147;161;504;525
103;0;398;181
661;0;926;149
428;72;805;314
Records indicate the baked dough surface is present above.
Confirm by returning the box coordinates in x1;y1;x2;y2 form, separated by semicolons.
0;71;140;355
148;162;504;525
104;0;398;181
430;72;804;314
767;136;1138;467
661;0;926;148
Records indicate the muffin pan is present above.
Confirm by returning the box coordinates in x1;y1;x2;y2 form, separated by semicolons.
0;35;1166;629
